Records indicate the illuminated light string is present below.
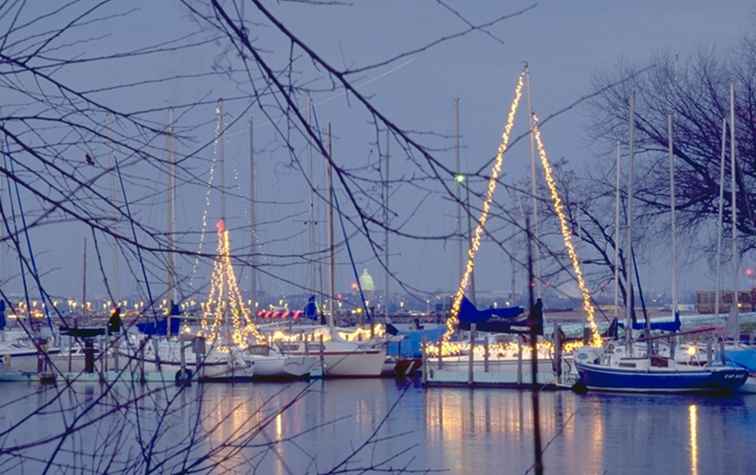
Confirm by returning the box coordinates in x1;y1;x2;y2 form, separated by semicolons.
424;338;584;359
199;220;263;347
442;72;526;343
531;114;602;347
189;104;222;290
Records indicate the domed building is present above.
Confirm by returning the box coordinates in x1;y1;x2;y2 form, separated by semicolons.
359;268;375;294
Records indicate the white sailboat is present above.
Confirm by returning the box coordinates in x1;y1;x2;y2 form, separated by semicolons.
271;122;386;377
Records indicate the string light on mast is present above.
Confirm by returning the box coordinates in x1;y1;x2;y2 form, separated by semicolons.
531;113;601;347
200;219;263;347
442;71;526;342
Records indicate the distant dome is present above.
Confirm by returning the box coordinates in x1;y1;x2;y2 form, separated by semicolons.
359;269;375;292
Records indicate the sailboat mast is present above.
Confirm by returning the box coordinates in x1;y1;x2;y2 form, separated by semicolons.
614;142;621;319
249;116;257;313
216;98;229;342
327;123;335;328
167;108;177;304
82;238;87;317
526;68;541;303
625;94;636;351
108;113;120;304
457;99;476;304
454;98;463;293
669;114;678;318
715;119;726;316
384;128;390;323
218;98;226;223
729;82;739;340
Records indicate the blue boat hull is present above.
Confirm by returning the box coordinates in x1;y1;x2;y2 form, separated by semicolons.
576;363;748;393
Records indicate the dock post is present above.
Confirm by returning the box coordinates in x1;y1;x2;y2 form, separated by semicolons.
437;340;443;369
370;323;375;340
467;324;476;386
719;337;726;364
304;334;310;356
706;338;713;364
319;334;325;377
517;336;523;385
194;336;206;381
113;334;120;372
67;334;72;373
483;338;489;373
139;338;146;383
422;337;428;385
153;337;161;372
554;324;562;385
179;340;187;383
102;335;108;374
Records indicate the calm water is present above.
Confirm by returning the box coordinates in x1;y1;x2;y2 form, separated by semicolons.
1;379;755;474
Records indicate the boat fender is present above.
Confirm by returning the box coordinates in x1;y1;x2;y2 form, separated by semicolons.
175;368;193;385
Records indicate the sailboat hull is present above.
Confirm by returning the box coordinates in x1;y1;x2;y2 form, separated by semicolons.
251;355;317;379
576;362;748;393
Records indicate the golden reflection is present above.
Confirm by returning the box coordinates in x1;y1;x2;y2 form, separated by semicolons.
689;405;698;475
590;401;604;474
425;390;561;443
275;412;283;440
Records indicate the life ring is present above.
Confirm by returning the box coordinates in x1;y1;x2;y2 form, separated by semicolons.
175;368;193;385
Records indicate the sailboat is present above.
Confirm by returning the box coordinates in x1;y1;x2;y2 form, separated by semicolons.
261;123;387;377
717;84;756;393
576;97;748;393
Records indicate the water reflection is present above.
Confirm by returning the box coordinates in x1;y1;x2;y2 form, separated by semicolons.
689;404;698;475
2;381;755;474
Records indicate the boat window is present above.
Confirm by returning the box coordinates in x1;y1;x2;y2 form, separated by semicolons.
650;356;669;368
248;345;270;356
278;343;300;353
618;362;636;368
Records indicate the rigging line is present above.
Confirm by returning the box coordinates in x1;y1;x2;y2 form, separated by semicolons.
333;187;372;321
114;155;159;322
4;133;54;333
188;116;220;290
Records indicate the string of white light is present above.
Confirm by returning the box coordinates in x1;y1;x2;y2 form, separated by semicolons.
531;113;601;347
442;72;526;343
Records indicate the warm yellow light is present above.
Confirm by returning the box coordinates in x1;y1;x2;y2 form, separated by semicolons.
687;346;697;356
442;72;526;342
531;114;601;348
199;220;263;347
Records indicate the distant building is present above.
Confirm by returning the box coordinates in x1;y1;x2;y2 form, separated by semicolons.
695;288;755;314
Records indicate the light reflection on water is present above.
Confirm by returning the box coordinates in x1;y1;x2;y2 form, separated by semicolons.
1;380;755;474
689;404;698;475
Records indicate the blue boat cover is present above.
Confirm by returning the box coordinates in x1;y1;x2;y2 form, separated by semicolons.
458;295;523;323
304;295;318;320
725;348;756;372
0;300;5;331
136;318;181;336
629;309;681;332
387;327;445;358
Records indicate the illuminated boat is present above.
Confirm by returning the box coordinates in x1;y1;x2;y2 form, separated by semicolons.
276;336;387;377
575;347;747;393
245;344;317;379
136;339;255;381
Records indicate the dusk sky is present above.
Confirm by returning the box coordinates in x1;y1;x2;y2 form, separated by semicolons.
2;1;754;303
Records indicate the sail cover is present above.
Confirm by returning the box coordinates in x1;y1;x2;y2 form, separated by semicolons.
458;295;523;323
629;309;681;332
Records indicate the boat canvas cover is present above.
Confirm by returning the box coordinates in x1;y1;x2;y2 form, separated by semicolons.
136;318;181;336
457;295;523;323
